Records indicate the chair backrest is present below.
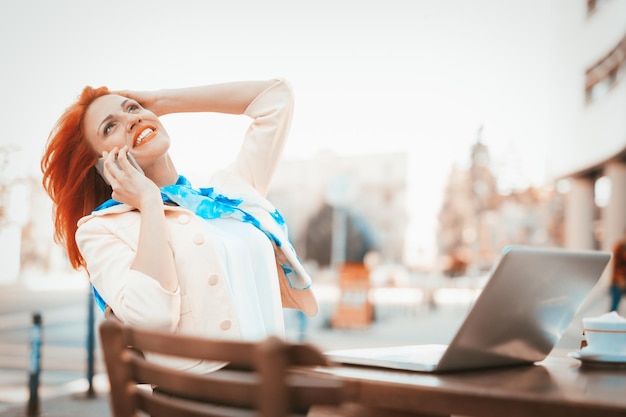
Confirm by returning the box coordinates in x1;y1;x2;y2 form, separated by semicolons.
99;320;344;417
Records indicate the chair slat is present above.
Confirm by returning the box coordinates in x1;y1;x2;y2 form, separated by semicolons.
130;356;259;407
136;387;258;417
124;327;257;368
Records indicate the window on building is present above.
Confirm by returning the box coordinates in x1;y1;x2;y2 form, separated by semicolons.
585;35;626;103
587;0;605;14
556;179;571;194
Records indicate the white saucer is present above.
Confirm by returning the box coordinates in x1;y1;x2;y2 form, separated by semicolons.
568;350;626;367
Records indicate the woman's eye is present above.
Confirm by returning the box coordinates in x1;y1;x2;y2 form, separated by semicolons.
128;104;139;113
104;123;115;135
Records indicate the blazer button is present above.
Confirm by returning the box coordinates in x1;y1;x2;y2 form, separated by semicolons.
208;274;219;286
178;214;190;224
192;233;205;245
220;320;232;330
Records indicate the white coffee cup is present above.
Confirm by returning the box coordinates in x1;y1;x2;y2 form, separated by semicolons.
583;311;626;355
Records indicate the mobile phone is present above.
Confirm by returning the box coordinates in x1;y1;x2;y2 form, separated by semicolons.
95;152;144;185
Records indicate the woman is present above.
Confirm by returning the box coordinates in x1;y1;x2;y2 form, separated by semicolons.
610;230;626;312
41;79;317;371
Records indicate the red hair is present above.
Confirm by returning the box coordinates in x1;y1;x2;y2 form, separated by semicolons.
41;86;112;269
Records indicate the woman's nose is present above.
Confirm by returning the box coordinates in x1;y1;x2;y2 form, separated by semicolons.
126;114;142;131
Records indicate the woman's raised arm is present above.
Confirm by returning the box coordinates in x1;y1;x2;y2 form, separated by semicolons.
118;80;276;117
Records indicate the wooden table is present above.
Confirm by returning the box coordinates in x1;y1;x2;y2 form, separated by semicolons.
313;352;626;417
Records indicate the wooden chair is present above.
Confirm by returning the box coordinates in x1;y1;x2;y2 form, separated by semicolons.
99;319;346;417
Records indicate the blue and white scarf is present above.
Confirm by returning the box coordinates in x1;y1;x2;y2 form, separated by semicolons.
91;175;311;312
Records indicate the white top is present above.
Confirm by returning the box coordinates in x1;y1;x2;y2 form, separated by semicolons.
205;217;285;340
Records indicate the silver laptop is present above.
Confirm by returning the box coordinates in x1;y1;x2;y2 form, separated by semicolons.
326;246;611;373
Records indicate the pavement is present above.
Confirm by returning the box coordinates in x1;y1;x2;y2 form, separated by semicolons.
0;271;604;417
0;390;110;417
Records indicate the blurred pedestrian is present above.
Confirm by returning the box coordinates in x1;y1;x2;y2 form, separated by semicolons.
41;78;317;372
610;229;626;312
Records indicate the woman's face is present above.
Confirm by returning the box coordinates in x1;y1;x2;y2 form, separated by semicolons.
83;94;170;167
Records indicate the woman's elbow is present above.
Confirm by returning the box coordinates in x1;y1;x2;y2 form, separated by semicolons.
119;302;180;332
276;78;295;110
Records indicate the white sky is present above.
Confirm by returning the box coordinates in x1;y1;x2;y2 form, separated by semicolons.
0;0;558;265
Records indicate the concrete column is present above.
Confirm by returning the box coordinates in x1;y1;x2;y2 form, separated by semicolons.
602;162;626;251
578;163;626;318
564;177;596;250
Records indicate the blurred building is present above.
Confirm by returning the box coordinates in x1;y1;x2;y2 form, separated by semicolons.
0;147;44;284
549;0;626;253
437;134;564;276
268;151;408;267
436;1;625;277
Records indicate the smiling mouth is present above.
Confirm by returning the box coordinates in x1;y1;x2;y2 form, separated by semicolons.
134;127;156;148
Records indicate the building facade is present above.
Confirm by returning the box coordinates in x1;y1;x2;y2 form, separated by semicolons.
550;0;626;253
437;137;564;276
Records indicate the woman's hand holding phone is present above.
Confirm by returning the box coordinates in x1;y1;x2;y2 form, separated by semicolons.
95;150;144;185
97;147;161;210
